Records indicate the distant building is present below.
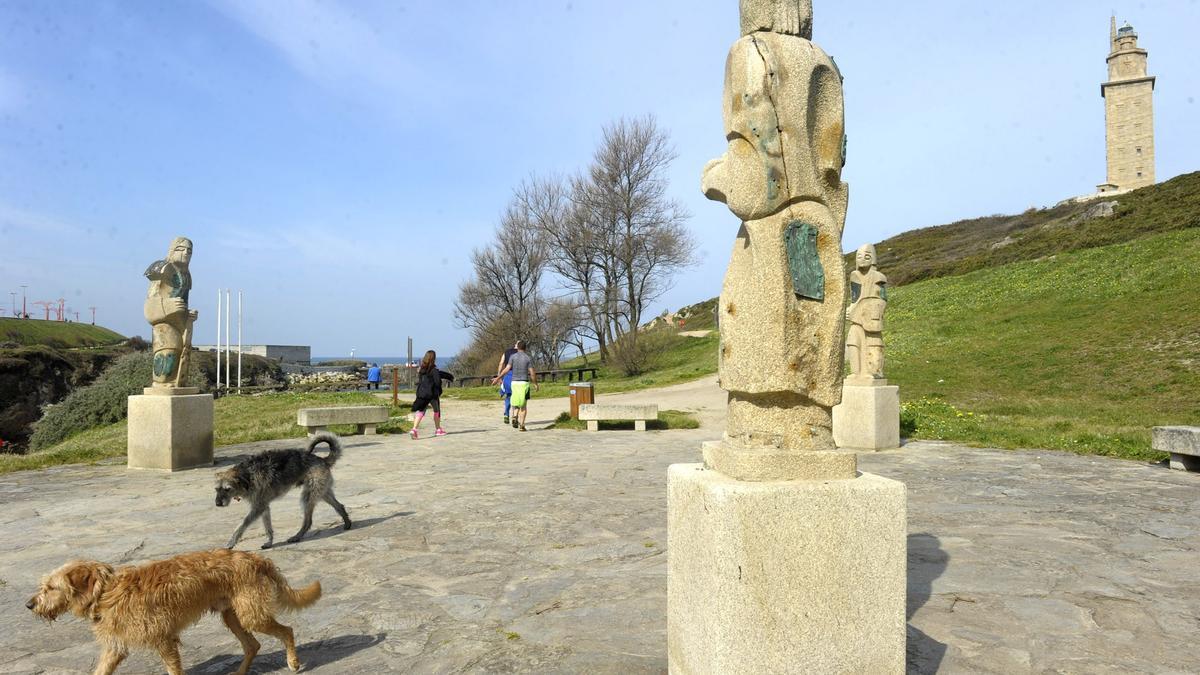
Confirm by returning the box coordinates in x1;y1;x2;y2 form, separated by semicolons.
193;344;311;364
1098;17;1155;195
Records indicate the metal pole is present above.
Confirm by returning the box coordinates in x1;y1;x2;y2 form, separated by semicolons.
392;367;399;406
225;289;231;391
20;285;27;318
237;290;242;393
216;289;222;390
407;336;413;386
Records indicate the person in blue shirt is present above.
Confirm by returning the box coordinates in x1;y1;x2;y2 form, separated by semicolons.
366;363;382;390
496;342;518;424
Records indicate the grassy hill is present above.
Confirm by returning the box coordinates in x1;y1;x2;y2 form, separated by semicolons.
0;317;125;348
662;175;1200;461
887;226;1198;460
862;171;1200;286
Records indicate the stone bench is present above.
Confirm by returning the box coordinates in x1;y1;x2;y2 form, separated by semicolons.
297;406;388;437
578;403;658;431
1152;426;1200;472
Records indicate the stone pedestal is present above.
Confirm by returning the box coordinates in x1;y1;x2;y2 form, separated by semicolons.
667;462;906;674
832;380;900;451
127;393;214;471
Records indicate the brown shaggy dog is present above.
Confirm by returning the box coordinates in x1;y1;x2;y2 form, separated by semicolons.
26;549;321;675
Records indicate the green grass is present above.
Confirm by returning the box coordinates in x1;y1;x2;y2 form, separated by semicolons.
886;227;1200;461
0;392;410;474
0;317;125;348
548;409;700;431
447;331;719;401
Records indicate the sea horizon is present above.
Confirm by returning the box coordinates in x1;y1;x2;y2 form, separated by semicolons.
312;356;454;368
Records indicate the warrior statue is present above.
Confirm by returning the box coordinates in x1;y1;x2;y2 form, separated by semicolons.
701;0;851;478
144;237;197;389
845;243;887;381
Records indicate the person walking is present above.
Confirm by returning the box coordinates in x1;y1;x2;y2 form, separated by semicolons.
496;342;518;425
492;340;538;431
366;363;382;390
410;350;454;439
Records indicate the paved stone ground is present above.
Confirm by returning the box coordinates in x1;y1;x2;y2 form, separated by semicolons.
0;380;1197;674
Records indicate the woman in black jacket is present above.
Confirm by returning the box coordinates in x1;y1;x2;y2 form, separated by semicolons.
410;350;454;439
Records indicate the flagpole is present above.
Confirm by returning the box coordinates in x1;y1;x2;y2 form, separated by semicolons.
216;289;222;390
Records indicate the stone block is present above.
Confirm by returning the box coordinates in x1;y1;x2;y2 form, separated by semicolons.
1152;426;1200;471
739;0;812;38
832;382;900;451
296;406;388;428
702;440;857;481
667;464;906;674
577;404;658;422
127;394;214;471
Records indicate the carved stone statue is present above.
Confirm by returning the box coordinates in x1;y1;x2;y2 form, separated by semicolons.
667;7;905;672
143;237;198;389
845;243;887;381
701;0;850;478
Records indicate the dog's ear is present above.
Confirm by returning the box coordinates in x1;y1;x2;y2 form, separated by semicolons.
65;561;113;614
216;468;245;491
65;563;94;595
66;559;112;619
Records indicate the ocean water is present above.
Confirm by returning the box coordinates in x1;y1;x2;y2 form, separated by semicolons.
312;356;453;368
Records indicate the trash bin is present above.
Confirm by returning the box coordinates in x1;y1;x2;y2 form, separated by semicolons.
569;382;594;419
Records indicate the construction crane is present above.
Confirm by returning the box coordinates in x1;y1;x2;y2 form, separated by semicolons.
33;300;55;321
89;307;96;324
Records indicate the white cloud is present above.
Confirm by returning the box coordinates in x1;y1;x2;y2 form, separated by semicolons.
0;202;83;236
207;0;422;106
218;223;364;263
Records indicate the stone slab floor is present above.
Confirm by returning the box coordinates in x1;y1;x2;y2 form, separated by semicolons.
0;391;1197;673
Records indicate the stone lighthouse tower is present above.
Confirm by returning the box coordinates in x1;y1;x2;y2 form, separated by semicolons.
1098;17;1155;194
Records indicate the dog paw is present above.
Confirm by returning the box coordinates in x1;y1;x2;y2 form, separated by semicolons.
285;536;302;544
261;542;273;550
344;522;353;530
288;656;302;671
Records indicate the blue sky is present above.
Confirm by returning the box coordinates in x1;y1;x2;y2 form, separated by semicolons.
1;1;1196;358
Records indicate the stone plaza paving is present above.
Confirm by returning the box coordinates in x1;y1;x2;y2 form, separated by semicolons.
0;380;1197;673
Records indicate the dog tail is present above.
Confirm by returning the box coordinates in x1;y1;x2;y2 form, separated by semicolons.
307;431;343;467
276;577;323;611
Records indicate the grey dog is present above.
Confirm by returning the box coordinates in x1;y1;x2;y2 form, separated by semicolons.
215;431;352;549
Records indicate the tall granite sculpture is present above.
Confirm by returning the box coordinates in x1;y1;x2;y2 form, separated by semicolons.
145;237;198;389
127;236;213;471
668;2;906;671
700;0;849;479
845;243;887;381
833;242;901;450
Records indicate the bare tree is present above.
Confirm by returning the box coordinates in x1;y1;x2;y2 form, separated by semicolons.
457;116;695;377
515;175;617;362
580;115;697;373
453;199;548;364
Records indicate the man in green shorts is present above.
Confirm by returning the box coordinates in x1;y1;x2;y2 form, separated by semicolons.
492;340;538;431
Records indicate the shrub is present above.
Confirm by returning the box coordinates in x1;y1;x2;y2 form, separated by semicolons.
609;328;674;377
29;352;152;451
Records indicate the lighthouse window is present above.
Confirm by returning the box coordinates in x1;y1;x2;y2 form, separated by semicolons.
1136;147;1142;155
